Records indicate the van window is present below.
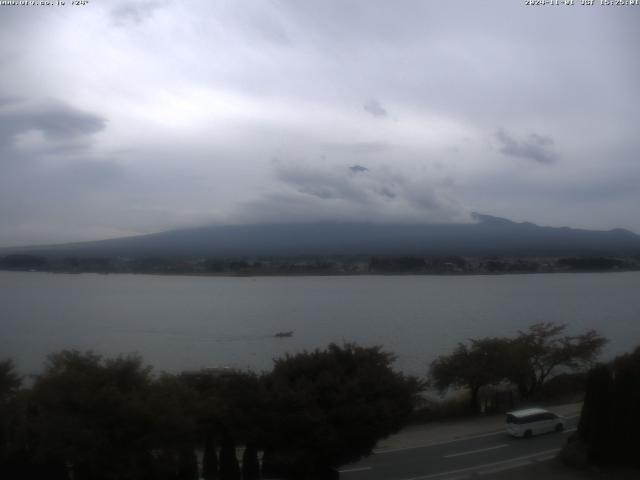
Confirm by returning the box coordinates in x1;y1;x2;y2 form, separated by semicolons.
507;412;554;424
506;414;521;424
520;414;542;424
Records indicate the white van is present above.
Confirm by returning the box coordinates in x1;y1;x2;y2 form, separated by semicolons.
505;408;565;438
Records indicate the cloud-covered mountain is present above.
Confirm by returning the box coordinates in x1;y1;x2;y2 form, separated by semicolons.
5;214;640;259
2;3;640;246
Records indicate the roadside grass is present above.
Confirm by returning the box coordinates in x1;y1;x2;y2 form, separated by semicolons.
408;392;474;424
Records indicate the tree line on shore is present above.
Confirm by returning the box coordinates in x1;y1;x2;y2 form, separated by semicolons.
1;253;639;276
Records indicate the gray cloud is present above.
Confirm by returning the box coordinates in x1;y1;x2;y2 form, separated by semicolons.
237;162;469;224
110;1;164;26
0;96;21;108
495;129;558;165
0;98;126;245
55;159;126;188
0;101;106;151
377;187;396;199
0;156;129;246
1;0;639;244
275;164;370;202
349;165;368;174
363;98;388;117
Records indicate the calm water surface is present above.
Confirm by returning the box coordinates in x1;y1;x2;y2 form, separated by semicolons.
1;271;639;375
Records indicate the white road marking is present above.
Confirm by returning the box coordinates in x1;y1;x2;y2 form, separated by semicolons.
443;443;508;458
404;447;561;480
339;466;372;473
376;430;505;454
478;453;557;475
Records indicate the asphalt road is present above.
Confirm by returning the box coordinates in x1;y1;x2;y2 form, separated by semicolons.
339;416;579;480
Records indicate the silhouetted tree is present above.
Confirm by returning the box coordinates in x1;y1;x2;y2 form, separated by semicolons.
219;435;241;480
507;323;607;399
262;343;422;479
0;360;24;478
149;373;199;447
180;368;268;479
609;346;640;466
0;360;20;401
578;364;614;464
430;338;511;413
202;435;219;480
576;346;640;467
0;359;21;443
241;444;260;480
177;446;199;480
155;449;179;480
30;351;156;480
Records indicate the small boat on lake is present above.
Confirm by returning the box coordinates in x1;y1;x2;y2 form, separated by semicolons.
274;331;294;338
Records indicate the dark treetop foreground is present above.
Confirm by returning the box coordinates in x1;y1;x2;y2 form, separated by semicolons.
0;344;422;480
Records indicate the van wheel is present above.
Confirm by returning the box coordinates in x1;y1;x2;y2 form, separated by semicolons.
555;423;564;433
523;430;532;439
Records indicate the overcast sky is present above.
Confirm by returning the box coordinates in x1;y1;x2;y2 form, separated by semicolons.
1;0;639;246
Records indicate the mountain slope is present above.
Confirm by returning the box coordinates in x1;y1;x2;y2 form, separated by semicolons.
4;214;640;259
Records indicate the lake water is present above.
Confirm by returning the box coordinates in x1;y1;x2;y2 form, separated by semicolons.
1;271;639;376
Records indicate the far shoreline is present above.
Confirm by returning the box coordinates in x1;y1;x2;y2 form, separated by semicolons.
2;267;639;279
